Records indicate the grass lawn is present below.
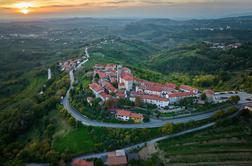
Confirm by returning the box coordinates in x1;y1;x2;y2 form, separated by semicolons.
53;127;96;155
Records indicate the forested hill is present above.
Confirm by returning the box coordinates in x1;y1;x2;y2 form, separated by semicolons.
122;16;252;48
147;43;252;74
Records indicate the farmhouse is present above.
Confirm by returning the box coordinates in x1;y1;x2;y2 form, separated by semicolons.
115;109;144;122
72;159;93;166
105;150;128;166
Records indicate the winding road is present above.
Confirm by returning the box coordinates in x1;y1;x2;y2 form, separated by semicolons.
62;47;250;129
73;122;216;160
73;107;242;160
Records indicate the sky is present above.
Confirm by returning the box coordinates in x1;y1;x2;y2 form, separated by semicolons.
0;0;252;20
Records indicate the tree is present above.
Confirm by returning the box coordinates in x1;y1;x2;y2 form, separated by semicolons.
227;107;238;115
94;158;104;166
212;109;225;120
135;96;142;107
161;123;173;134
201;93;207;101
68;117;76;127
229;95;240;104
95;73;100;79
179;97;195;108
143;116;150;123
104;99;115;109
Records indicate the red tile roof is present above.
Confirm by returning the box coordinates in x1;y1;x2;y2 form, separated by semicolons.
72;159;93;166
105;155;127;166
99;92;111;100
108;69;117;74
139;85;163;92
180;85;197;92
89;83;103;93
116;91;125;98
122;67;130;72
94;64;105;68
95;70;107;79
141;95;168;102
130;91;145;96
121;72;133;81
116;109;144;119
140;81;157;87
103;81;117;93
105;64;117;69
165;83;177;89
109;76;117;83
137;81;176;92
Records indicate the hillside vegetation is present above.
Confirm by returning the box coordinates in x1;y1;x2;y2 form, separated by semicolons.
148;43;252;74
156;110;252;166
0;16;252;165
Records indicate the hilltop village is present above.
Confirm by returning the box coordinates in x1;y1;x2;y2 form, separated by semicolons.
88;64;202;122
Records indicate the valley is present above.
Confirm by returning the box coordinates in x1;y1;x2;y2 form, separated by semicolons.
0;16;252;165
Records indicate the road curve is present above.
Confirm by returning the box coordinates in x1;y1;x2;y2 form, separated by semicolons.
62;48;247;129
73;122;216;160
71;110;242;160
63;91;245;129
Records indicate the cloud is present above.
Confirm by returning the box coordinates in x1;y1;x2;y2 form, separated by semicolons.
1;0;252;19
0;0;208;8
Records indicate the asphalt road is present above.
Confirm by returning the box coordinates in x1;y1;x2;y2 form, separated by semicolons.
71;110;243;160
73;122;216;160
62;70;247;129
62;47;250;129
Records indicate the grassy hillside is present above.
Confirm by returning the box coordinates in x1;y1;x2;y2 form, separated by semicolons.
129;110;252;166
147;43;252;74
144;43;252;92
156;110;252;165
89;39;158;66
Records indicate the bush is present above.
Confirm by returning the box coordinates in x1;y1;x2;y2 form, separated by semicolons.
160;123;173;134
229;95;240;104
212;110;225;120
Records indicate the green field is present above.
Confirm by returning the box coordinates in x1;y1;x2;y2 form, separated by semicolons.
156;112;252;165
53;127;96;155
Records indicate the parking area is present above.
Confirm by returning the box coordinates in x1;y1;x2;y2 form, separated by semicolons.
214;91;252;104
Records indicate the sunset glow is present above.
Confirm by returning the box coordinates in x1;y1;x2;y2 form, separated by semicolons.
20;8;29;14
14;2;33;9
0;0;252;19
13;2;34;14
